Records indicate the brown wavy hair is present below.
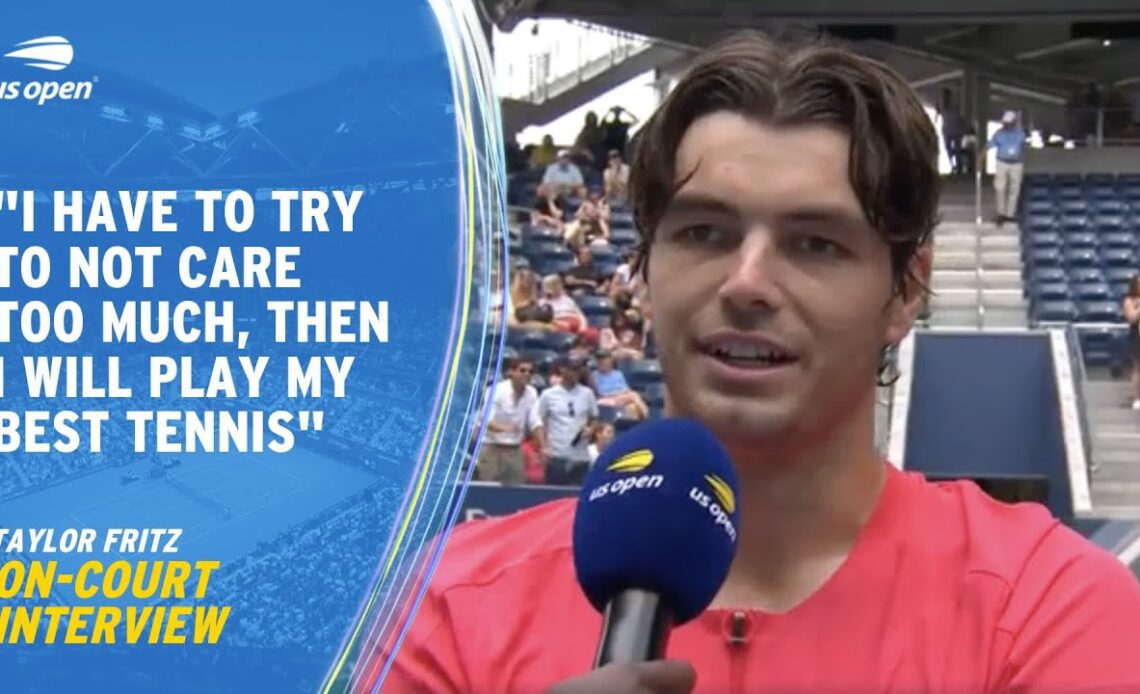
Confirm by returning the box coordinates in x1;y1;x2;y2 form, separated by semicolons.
627;30;940;385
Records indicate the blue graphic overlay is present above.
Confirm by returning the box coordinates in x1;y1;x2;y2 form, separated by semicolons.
0;1;501;692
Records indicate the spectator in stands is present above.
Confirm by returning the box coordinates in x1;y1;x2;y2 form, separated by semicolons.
564;199;609;248
598;308;645;361
529;134;558;170
591;350;649;420
563;244;601;294
542;150;586;199
985;111;1027;226
531;183;564;231
477;356;539;484
575;111;606;171
531;358;598;486
541;275;587;334
602;105;638;158
508;268;555;331
1122;275;1140;410
603;149;631;207
587;421;615;463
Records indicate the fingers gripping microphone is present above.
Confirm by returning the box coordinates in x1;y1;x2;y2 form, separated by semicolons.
571;418;741;667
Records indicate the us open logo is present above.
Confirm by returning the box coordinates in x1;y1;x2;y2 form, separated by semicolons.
1;36;95;105
689;473;738;542
587;449;664;502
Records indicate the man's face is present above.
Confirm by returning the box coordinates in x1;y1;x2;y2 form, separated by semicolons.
510;361;533;388
646;112;926;449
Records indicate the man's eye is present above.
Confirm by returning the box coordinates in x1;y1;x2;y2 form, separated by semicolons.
676;224;725;245
796;235;845;257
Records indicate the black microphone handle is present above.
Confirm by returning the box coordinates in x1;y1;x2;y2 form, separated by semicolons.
593;589;675;668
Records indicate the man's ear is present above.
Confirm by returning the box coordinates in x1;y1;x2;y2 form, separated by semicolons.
885;243;932;346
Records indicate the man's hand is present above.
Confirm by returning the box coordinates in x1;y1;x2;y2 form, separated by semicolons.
545;661;696;694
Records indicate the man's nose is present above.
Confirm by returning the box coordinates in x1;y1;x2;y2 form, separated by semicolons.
716;231;782;313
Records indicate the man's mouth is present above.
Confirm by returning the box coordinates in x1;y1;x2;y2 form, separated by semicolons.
698;335;799;370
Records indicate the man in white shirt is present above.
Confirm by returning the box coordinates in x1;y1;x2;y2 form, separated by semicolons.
531;357;599;486
477;356;539;484
542;150;586;198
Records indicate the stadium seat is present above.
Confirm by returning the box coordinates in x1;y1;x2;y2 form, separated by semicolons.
594;259;621;277
1027;231;1062;249
1102;248;1136;268
1063;248;1098;268
589;245;620;263
1073;282;1112;301
610;228;638;246
1029;248;1063;268
1057;186;1083;200
1029;266;1067;283
1059;199;1088;214
640;382;667;410
1089;185;1117;199
1079;301;1121;322
596;404;620;423
1059;213;1090;230
1024;199;1055;214
540;331;578;353
1068;267;1106;284
576;294;613;317
520;348;560;374
1063;231;1097;249
522;240;566;262
586;313;611;329
1024;213;1057;231
1033;300;1079;323
1101;231;1135;249
533;257;576;276
1031;282;1071;301
625;359;664;388
516;330;555;350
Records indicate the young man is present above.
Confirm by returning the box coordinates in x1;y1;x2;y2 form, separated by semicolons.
475;356;539;485
532;358;599;486
371;32;1140;693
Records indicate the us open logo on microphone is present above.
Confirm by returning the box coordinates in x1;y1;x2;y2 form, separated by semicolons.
586;449;664;501
1;37;96;105
689;474;738;542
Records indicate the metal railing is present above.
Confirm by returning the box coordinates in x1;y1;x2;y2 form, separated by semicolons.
494;20;653;104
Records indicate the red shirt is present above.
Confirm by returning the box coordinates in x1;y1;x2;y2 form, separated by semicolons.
374;464;1140;693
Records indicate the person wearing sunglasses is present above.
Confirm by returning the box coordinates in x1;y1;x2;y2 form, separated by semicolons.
531;357;598;486
477;357;539;485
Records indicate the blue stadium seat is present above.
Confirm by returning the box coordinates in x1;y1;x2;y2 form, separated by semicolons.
1059;213;1090;230
1121;184;1140;200
1091;213;1126;231
522;224;563;242
516;330;554;349
1059;199;1088;214
1025;186;1053;201
1079;301;1121;322
1024;199;1055;214
586;312;611;329
1063;248;1098;268
1031;282;1071;301
576;294;613;317
609;228;638;248
1073;282;1112;301
589;245;620;263
1028;231;1062;249
1077;326;1128;368
533;257;576;276
1106;267;1137;284
596;404;620;423
1068;267;1106;284
541;331;578;353
1033;300;1079;322
614;415;640;433
521;348;560;374
594;259;621;278
610;210;634;227
1089;185;1117;199
1029;248;1063;268
1063;231;1097;249
1029;266;1067;283
1024;213;1057;231
1101;231;1135;249
522;240;566;261
1102;248;1136;268
1058;186;1083;199
639;382;667;410
625;359;664;388
1092;199;1127;215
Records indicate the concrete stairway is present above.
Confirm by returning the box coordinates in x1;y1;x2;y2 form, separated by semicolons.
1083;372;1140;517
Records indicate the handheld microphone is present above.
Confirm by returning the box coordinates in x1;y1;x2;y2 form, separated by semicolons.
571;417;740;667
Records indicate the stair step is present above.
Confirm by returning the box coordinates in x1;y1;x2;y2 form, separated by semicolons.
981;288;1027;308
929;308;981;328
980;251;1021;269
930;289;980;309
936;252;981;271
980;307;1029;328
